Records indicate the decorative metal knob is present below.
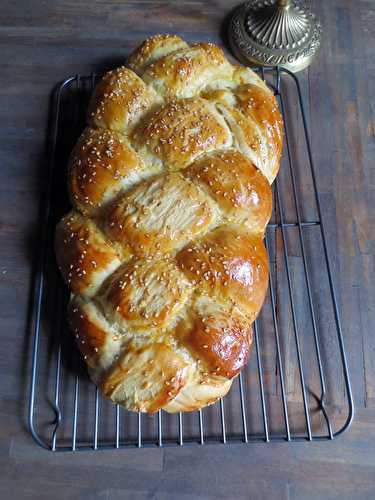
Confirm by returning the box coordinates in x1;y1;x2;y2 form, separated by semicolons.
228;0;322;72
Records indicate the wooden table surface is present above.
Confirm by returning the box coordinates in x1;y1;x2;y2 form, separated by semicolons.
1;1;374;498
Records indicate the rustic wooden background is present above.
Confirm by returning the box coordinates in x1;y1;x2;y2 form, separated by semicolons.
1;0;375;498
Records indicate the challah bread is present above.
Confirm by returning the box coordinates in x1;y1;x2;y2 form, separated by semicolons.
55;34;283;413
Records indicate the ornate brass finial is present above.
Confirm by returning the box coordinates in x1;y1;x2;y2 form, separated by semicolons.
228;0;322;72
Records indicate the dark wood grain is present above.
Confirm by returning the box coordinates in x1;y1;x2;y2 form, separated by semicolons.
0;0;375;498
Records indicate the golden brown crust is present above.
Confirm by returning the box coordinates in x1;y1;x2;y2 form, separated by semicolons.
101;341;191;413
176;296;253;379
176;225;269;319
235;83;283;181
87;66;157;132
55;34;283;414
202;76;283;183
68;295;123;381
97;258;193;331
55;211;123;297
69;298;107;357
183;150;272;233
189;315;252;379
132;97;232;169
215;103;270;180
105;173;218;257
141;42;233;98
163;374;232;413
68;127;146;215
127;34;189;75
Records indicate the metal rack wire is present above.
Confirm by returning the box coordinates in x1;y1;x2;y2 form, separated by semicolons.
28;67;354;451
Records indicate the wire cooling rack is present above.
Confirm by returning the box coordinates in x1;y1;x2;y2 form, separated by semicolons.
28;67;354;451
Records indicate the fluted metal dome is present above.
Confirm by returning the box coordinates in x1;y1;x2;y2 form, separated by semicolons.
228;0;322;73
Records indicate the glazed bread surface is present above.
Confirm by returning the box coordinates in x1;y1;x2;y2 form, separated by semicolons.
55;34;283;413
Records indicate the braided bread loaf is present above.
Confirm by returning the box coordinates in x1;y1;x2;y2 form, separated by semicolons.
55;35;283;413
